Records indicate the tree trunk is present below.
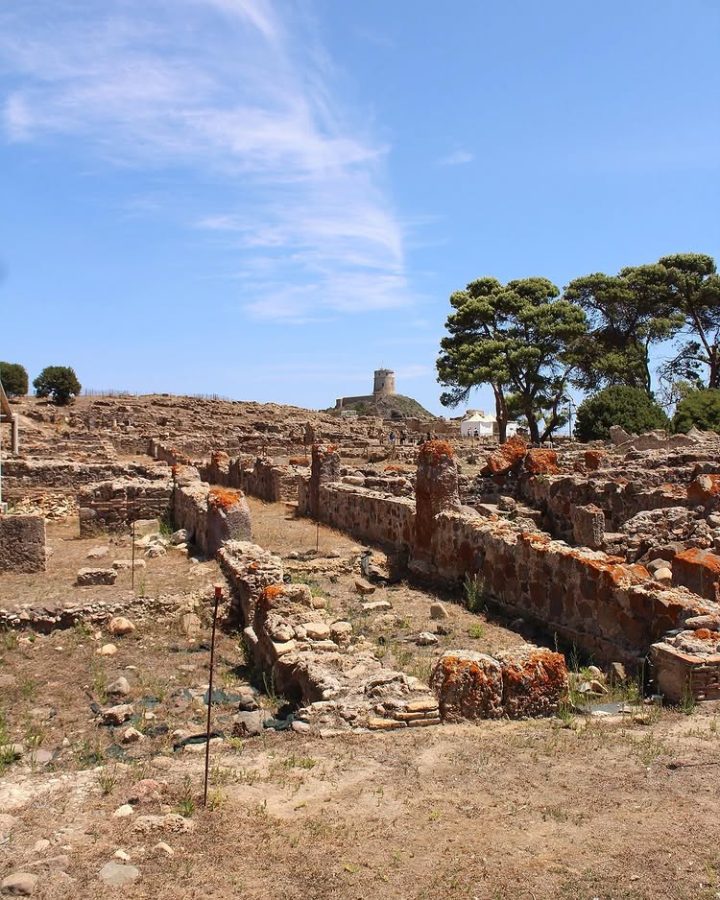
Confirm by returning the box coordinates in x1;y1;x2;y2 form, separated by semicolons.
492;385;508;443
709;345;719;389
525;409;540;444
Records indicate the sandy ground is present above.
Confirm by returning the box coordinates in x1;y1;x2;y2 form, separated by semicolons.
2;501;720;899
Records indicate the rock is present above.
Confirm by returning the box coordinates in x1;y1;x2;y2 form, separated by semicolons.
98;862;141;888
27;749;53;767
180;613;202;638
153;842;174;858
132;814;194;835
133;518;161;538
578;679;608;695
145;544;166;559
367;717;406;730
330;621;353;644
305;622;331;640
237;687;259;712
113;850;131;861
101;704;134;726
685;614;720;630
646;558;669;574
0;873;38;896
362;600;392;612
121;727;144;744
610;662;627;682
354;577;376;596
108;617;135;637
76;568;117;586
416;632;439;646
112;559;146;571
291;720;311;734
126;779;163;805
654;567;672;583
98;643;118;656
0;815;18;840
232;711;264;737
113;804;134;818
587;665;603;679
87;546;109;560
430;602;449;620
106;676;131;698
170;529;188;545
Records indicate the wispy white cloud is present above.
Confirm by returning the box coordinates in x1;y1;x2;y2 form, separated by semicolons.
438;149;474;166
0;0;412;320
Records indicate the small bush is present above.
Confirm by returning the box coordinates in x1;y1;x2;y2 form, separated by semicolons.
0;361;28;397
673;388;720;434
33;366;81;405
574;385;668;441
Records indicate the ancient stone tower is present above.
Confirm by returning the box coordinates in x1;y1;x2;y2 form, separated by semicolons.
373;369;396;397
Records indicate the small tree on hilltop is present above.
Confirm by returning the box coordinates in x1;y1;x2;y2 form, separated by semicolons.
574;385;668;442
672;388;720;434
33;366;81;405
0;361;29;397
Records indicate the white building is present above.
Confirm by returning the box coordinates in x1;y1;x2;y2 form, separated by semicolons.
460;410;519;440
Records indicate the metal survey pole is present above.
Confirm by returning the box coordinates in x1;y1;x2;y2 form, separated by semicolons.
131;521;136;591
204;584;222;806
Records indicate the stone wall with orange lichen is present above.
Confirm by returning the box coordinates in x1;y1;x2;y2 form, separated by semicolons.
420;510;711;665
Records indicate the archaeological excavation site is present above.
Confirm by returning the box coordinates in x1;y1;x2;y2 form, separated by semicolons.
2;391;720;898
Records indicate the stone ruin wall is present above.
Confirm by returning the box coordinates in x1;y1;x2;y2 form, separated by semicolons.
78;479;173;535
517;474;690;540
299;482;415;548
150;442;303;504
2;458;169;499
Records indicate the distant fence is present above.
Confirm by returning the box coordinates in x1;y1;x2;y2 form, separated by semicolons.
82;390;237;402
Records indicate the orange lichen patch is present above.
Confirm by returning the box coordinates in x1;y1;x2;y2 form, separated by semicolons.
208;487;243;510
418;440;454;464
482;436;526;476
288;456;310;467
384;464;407;473
523;448;560;476
676;547;720;574
584;449;606;471
694;628;720;641
688;474;720;505
263;584;285;605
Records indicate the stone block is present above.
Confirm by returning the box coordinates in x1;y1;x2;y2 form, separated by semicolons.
76;567;117;586
430;650;504;721
672;548;720;603
0;515;46;573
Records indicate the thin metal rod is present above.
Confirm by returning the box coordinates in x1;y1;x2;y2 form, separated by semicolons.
131;521;136;591
204;584;222;806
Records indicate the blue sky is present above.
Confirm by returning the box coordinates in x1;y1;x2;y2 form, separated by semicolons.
1;0;719;415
